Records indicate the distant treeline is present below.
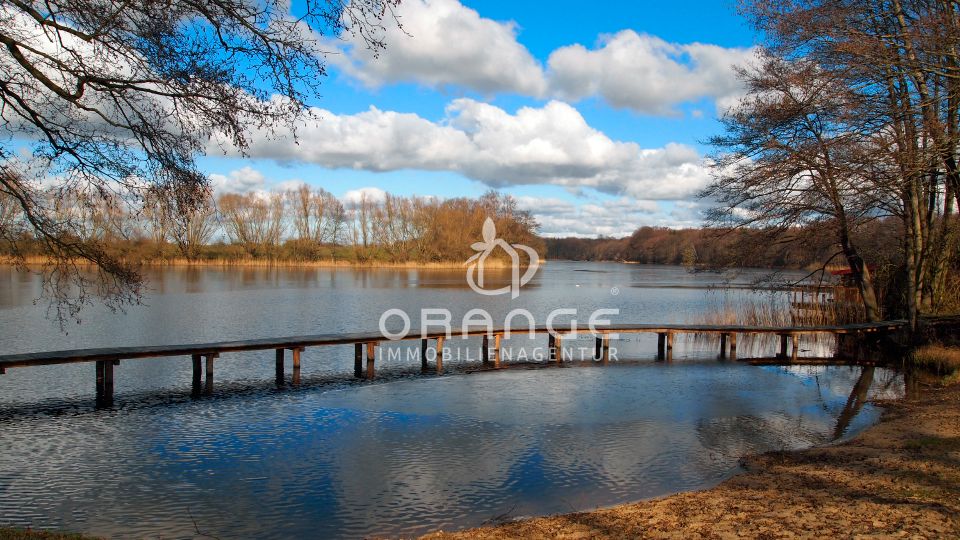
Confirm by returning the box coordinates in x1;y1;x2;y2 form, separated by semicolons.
545;221;905;271
1;188;543;265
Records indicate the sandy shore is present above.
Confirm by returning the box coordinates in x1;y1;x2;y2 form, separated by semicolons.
424;382;960;539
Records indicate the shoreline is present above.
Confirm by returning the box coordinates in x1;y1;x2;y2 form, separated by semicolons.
0;256;535;270
424;381;960;538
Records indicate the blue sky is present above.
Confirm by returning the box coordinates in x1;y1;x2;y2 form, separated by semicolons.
203;0;759;237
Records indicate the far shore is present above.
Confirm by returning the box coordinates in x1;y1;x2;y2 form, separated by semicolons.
0;255;543;270
424;380;960;539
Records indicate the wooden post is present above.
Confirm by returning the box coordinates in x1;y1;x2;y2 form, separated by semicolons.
421;339;429;372
204;353;217;395
555;335;564;363
366;342;376;380
657;333;666;360
602;334;610;364
666;332;674;361
548;334;556;361
435;336;445;374
791;334;799;362
192;354;203;395
595;336;603;360
291;347;303;385
730;333;738;360
275;349;284;386
493;334;502;368
354;343;363;378
104;359;114;404
482;335;490;365
95;360;105;405
720;333;728;359
96;359;115;406
778;334;789;358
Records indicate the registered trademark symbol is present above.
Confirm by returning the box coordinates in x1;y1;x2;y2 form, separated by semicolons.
610;287;620;296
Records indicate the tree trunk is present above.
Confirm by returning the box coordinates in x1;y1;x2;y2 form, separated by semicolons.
839;235;881;322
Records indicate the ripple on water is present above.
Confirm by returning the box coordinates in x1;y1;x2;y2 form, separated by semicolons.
0;363;900;539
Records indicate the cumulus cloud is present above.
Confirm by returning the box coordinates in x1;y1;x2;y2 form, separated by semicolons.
326;1;753;114
219;98;712;200
547;31;754;115
209;166;266;194
328;0;546;96
515;196;701;238
343;186;388;205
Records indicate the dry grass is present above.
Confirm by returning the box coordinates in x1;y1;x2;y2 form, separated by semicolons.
912;345;960;377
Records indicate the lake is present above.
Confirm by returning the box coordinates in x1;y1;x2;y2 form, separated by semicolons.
0;263;902;538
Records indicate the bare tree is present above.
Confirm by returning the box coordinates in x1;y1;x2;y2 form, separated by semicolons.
0;0;399;323
706;56;884;321
288;184;338;244
323;191;347;246
716;0;960;328
155;187;218;261
218;192;284;257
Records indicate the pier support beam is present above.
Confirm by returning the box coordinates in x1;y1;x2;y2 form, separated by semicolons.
601;334;610;364
421;339;429;372
482;335;490;365
548;334;557;361
204;353;217;395
778;334;789;359
595;336;603;360
791;334;799;362
493;334;502;368
290;347;303;385
666;332;674;362
354;343;363;378
657;333;666;360
720;333;728;359
435;337;445;374
366;342;377;380
275;349;284;386
95;359;115;406
555;335;563;364
192;354;203;396
730;333;738;360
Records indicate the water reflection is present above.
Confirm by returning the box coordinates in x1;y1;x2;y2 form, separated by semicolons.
0;363;900;539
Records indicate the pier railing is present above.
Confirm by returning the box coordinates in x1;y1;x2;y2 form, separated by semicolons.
0;321;906;405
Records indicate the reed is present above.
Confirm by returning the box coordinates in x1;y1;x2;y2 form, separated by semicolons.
689;288;866;358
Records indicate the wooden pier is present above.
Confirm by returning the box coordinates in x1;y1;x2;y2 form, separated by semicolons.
0;321;905;406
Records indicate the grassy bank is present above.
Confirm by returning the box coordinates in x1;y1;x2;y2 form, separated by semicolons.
424;380;960;539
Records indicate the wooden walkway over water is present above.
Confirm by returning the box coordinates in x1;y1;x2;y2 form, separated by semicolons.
0;321;906;405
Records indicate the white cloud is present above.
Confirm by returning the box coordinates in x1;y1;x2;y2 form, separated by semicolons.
326;0;753;115
328;0;546;96
219;98;712;200
343;187;388;205
515;196;698;238
547;31;754;115
209;166;266;194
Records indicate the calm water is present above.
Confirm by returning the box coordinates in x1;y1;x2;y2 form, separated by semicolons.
0;263;901;538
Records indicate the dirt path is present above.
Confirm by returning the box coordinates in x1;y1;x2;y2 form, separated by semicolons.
424;383;960;539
